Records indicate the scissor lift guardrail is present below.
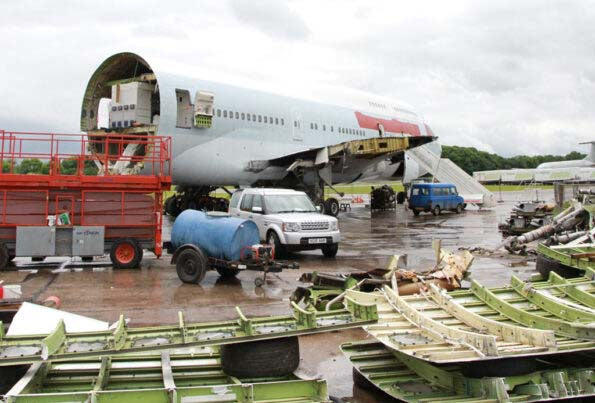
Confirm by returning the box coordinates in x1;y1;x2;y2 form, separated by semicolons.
0;300;377;366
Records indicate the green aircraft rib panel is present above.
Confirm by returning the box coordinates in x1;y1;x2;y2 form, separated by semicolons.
509;275;595;322
470;280;595;340
546;271;595;308
3;347;331;402
0;301;377;366
342;339;595;402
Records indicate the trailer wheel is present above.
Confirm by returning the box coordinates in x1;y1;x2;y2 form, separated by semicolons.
0;243;9;271
221;336;300;378
110;239;142;269
176;248;208;284
216;267;240;278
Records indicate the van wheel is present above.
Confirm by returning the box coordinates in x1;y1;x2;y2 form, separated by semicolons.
221;336;300;378
432;206;441;216
456;204;463;214
322;243;339;258
267;231;286;259
110;238;142;269
176;248;208;284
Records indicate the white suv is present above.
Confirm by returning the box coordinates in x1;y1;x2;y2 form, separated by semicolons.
229;188;340;258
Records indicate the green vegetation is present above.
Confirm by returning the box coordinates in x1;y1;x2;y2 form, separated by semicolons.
2;158;99;175
442;145;586;175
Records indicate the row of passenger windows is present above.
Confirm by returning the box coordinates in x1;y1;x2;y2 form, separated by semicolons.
307;122;365;136
215;107;365;137
216;109;285;126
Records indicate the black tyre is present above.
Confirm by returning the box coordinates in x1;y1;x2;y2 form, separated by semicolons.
322;243;339;258
267;231;286;259
461;358;537;378
176;248;208;284
164;196;180;216
432;205;441;216
536;254;582;279
110;238;142;269
456;204;463;214
216;267;240;278
396;191;406;204
413;210;420;216
352;367;375;390
221;336;300;378
0;243;9;271
324;198;340;217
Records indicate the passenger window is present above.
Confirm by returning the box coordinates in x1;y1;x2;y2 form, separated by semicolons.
241;113;245;120
258;115;262;122
275;118;279;125
252;114;256;121
310;123;313;129
247;114;251;121
230;191;242;208
323;124;326;131
281;118;284;125
252;195;263;212
269;116;273;124
421;188;429;196
217;109;221;117
240;194;253;211
223;110;228;118
331;126;334;132
314;123;318;130
412;188;420;196
264;116;268;123
229;110;233;118
234;112;238;119
294;121;297;127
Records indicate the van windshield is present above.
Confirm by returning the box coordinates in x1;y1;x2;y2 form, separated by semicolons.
264;194;316;213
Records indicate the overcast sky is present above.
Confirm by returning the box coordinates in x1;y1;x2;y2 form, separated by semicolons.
0;0;593;157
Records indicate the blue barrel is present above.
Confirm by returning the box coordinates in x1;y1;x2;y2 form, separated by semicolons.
171;210;260;261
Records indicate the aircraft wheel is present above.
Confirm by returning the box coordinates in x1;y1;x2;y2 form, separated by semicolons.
324;198;340;217
396;191;406;204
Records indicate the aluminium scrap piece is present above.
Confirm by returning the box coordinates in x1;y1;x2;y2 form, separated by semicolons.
1;345;333;403
342;339;595;402
344;269;595;365
292;249;473;310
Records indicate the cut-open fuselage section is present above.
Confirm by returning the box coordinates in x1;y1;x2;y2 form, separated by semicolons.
81;53;160;174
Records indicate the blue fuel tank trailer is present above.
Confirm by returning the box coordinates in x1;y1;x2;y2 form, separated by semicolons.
171;210;260;261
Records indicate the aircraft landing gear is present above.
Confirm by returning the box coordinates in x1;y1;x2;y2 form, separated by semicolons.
164;186;229;217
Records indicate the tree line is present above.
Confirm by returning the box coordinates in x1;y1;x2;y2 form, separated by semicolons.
441;146;586;175
2;158;99;175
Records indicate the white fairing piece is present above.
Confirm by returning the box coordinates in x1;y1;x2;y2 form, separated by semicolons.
7;302;108;336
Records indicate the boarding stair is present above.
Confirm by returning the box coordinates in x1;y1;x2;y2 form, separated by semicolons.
407;145;496;207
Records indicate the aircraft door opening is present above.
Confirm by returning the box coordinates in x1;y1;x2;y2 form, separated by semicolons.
175;89;193;129
291;109;304;142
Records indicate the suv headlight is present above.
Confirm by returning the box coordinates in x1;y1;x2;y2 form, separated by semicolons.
282;222;300;232
330;221;338;231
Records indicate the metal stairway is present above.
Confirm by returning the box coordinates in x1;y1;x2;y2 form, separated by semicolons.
406;145;496;207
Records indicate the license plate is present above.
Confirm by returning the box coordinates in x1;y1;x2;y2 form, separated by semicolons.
308;238;328;244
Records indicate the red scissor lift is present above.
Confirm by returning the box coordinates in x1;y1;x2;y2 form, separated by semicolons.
0;130;172;270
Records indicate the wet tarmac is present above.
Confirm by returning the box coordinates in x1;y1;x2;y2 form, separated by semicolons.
0;190;547;402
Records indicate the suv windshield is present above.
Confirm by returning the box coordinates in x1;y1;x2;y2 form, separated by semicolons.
264;194;316;213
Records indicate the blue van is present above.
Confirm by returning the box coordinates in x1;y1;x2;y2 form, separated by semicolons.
409;183;465;216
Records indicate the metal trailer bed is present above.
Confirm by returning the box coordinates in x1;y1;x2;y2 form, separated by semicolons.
0;130;172;270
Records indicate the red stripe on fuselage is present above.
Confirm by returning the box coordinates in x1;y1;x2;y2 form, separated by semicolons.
355;111;421;136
